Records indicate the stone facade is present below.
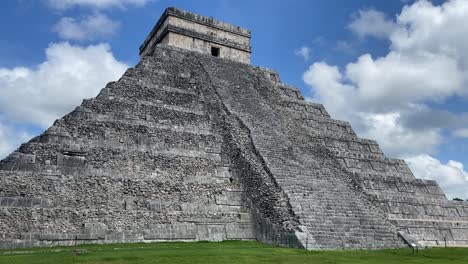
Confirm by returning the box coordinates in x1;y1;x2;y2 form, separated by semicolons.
139;7;251;64
1;7;468;250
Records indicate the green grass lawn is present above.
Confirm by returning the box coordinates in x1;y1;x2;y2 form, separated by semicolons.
0;241;467;264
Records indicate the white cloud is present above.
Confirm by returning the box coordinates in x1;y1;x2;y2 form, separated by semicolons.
0;42;127;129
348;9;395;39
391;0;468;64
48;0;153;10
303;0;468;197
454;128;468;138
305;0;468;154
347;52;463;111
360;112;441;157
0;122;32;159
303;62;355;122
406;154;468;199
0;123;13;159
294;46;311;61
303;63;442;157
53;13;120;41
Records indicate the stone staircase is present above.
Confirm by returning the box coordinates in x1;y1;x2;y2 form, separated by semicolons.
278;172;403;249
197;53;406;249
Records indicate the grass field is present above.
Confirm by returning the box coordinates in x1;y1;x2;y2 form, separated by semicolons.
1;241;467;264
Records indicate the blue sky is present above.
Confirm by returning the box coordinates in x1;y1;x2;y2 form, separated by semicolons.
1;0;467;198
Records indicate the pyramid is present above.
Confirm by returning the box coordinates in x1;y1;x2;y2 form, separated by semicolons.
1;7;468;250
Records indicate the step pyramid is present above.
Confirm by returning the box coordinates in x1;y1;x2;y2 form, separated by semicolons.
1;7;468;249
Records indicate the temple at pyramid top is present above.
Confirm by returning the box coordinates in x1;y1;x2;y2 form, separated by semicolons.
139;7;252;63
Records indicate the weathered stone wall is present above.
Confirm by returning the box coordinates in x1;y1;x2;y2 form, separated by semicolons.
0;46;258;249
355;174;468;247
139;7;251;63
167;16;250;47
162;32;251;64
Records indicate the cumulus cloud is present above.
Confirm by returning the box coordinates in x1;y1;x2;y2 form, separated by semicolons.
303;63;355;121
294;46;311;61
360;112;441;157
0;123;14;159
48;0;153;10
406;154;468;199
391;0;468;66
345;52;463;111
303;0;468;197
303;63;442;157
348;9;395;39
400;108;468;131
53;13;120;41
0;122;32;159
0;42;127;129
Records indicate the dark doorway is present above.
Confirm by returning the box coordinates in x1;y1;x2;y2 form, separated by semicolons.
211;47;220;57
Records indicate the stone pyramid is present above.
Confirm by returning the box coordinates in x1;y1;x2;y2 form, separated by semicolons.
1;7;468;250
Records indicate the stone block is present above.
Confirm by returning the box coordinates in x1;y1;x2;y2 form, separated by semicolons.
444;207;460;217
395;164;412;174
424;205;445;216
457;207;468;217
395;182;415;193
348;141;361;151
370;161;385;171
214;166;231;178
144;223;196;240
359;144;371;153
324;139;340;148
215;190;243;206
84;222;107;238
16;198;32;207
57;153;86;167
425;184;445;195
196;224;226;241
38;233;79;241
146;201;170;211
344;158;361;169
225;223;255;239
369;144;383;154
180;203;241;213
408;228;453;240
388;202;426;215
0;197;48;208
450;228;468;241
445;240;468;246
